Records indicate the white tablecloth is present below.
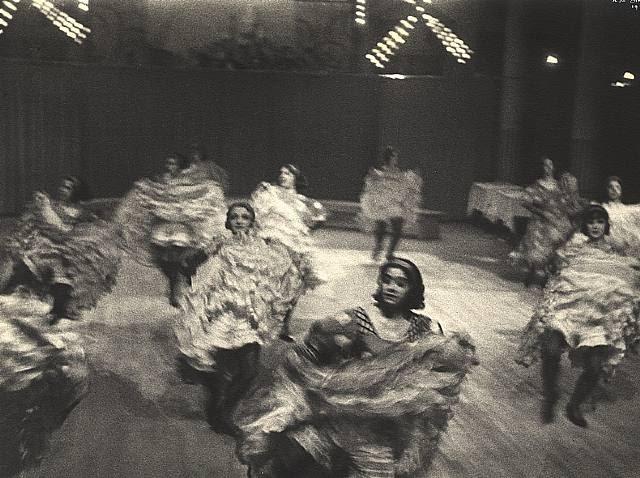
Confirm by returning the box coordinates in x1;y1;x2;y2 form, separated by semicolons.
466;182;530;231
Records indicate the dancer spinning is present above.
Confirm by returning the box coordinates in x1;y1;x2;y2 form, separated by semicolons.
251;163;326;338
510;161;585;287
0;293;88;477
175;202;306;434
359;146;423;262
602;176;640;255
115;152;227;306
1;176;120;321
235;257;477;477
517;204;640;427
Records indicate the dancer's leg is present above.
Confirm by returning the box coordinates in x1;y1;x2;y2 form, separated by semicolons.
372;221;386;261
540;329;564;423
566;346;606;427
386;217;404;259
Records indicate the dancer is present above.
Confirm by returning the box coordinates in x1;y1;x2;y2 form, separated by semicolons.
517;204;640;427
602;176;640;255
359;145;423;262
235;257;477;477
251;163;326;338
175;202;306;433
185;142;230;193
0;293;88;477
1;176;120;321
115;152;227;307
509;160;585;287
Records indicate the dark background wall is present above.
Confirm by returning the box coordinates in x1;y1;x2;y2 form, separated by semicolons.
0;58;499;218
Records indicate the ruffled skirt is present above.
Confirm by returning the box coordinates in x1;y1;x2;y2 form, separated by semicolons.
235;333;476;477
517;251;640;373
7;219;121;315
0;295;88;475
115;178;226;267
175;236;305;372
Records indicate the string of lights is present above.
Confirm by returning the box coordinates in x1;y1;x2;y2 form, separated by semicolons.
365;1;473;70
355;0;365;26
366;14;418;69
0;0;20;36
78;0;88;13
31;0;91;44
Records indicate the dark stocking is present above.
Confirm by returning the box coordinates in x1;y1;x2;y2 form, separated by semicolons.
386;217;404;259
567;347;606;427
373;221;386;260
540;329;564;422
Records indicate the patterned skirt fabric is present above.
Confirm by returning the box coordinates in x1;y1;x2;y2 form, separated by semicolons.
114;177;227;267
175;234;304;372
235;332;476;477
0;295;88;476
517;242;640;373
7;216;121;315
359;170;422;231
251;183;326;292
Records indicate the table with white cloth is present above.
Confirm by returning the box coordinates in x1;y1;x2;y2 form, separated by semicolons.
466;182;531;232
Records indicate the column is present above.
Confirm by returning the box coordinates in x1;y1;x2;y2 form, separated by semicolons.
497;0;527;184
570;0;605;198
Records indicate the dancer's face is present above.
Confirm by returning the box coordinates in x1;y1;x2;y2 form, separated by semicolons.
165;156;180;176
385;151;399;169
227;205;254;234
585;216;607;240
607;180;622;202
380;267;411;308
278;167;296;190
542;158;554;178
58;179;75;201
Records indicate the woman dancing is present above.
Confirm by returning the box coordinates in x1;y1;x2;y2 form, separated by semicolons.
510;162;586;287
251;163;326;339
115;152;227;306
517;203;640;427
602;176;640;255
1;176;120;321
359;146;423;262
175;202;306;434
0;293;88;477
235;257;477;477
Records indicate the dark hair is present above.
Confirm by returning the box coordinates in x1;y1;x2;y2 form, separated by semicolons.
373;257;425;310
382;145;398;165
580;203;610;236
606;176;622;188
225;201;256;230
62;176;91;202
166;152;189;170
188;142;208;163
281;163;308;191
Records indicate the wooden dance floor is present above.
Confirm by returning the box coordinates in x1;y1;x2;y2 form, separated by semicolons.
19;224;640;478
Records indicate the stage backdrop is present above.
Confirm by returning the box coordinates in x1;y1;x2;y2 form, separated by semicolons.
0;58;500;217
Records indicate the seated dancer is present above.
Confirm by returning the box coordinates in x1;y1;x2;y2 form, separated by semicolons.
251;163;327;339
1;176;120;321
115;152;227;307
0;293;88;477
602;176;640;255
510;164;586;287
235;257;477;477
175;202;306;434
517;203;640;427
359;145;423;263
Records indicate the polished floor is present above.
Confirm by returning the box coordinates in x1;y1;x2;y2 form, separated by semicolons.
17;224;640;478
